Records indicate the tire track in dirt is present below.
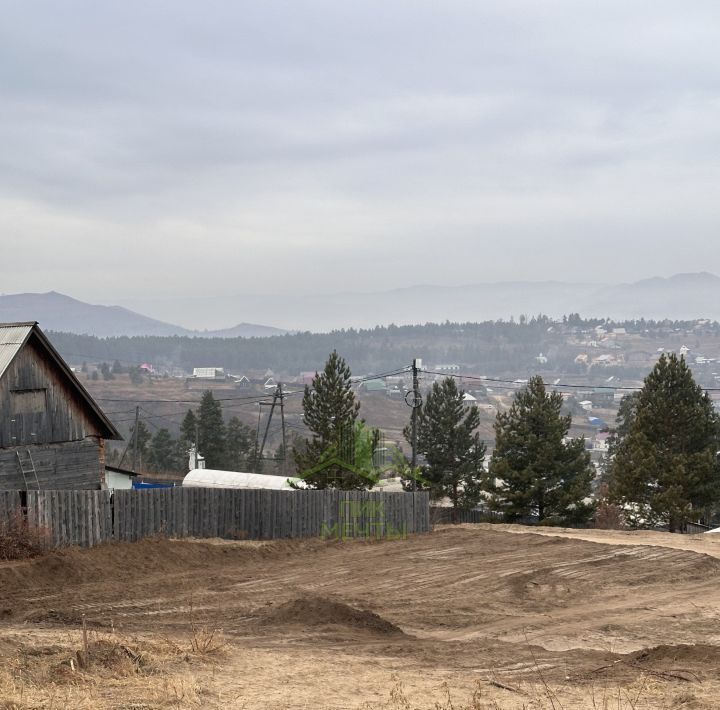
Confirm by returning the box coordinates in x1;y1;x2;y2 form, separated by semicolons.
5;526;720;707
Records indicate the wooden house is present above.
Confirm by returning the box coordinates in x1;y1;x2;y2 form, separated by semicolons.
0;322;121;490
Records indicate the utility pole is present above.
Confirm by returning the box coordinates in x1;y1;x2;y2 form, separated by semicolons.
279;383;287;477
258;386;280;463
411;359;420;491
131;406;140;473
253;403;262;473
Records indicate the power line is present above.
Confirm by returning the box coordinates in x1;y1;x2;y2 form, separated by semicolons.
91;369;408;406
421;370;642;392
94;391;277;404
421;369;720;394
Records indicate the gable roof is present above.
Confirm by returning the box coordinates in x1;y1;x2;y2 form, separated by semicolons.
0;321;121;440
0;322;33;379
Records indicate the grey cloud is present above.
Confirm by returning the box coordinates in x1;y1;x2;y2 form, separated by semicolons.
1;0;720;312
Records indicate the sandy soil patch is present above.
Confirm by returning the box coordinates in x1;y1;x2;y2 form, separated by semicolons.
2;527;720;708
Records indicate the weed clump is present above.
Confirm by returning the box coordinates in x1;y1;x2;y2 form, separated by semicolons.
0;512;47;561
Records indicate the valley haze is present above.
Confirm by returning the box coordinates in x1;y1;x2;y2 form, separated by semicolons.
3;272;720;336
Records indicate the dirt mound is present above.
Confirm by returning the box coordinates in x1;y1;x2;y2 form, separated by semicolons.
632;644;720;666
0;536;317;597
265;595;404;636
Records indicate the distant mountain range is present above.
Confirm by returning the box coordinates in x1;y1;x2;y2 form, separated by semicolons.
119;272;720;332
0;292;287;338
3;273;720;336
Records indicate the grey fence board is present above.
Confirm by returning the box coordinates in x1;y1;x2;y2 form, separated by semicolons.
5;488;430;548
0;490;21;520
25;490;112;547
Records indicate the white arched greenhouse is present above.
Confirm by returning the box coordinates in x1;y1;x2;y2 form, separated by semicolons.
182;469;305;490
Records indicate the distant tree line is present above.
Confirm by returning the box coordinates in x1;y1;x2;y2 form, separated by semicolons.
47;315;720;377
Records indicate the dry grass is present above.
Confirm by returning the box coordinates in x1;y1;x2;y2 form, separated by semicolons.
0;623;237;710
0;511;48;561
361;669;707;710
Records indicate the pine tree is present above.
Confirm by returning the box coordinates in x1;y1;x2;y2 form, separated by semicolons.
406;377;486;519
147;428;178;472
486;376;594;524
609;354;720;531
598;391;640;485
197;391;226;469
225;416;253;471
293;351;373;489
128;420;151;470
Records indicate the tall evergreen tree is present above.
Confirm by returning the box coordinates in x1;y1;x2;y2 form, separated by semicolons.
293;351;373;489
128;420;151;468
147;428;178;472
406;377;486;519
609;354;720;531
485;376;594;524
598;391;641;485
197;391;226;469
225;416;253;471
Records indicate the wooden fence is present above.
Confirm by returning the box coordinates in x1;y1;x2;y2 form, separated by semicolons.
26;490;113;547
431;506;498;525
2;489;430;548
0;490;21;520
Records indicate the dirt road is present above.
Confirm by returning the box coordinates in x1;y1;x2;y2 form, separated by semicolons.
2;525;720;708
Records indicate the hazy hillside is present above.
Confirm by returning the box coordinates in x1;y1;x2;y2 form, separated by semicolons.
4;273;719;337
118;273;720;332
0;292;286;338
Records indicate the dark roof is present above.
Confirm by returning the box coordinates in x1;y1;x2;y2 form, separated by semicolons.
0;321;122;440
105;465;138;477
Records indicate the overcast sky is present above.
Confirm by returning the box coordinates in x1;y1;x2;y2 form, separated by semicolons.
2;1;720;313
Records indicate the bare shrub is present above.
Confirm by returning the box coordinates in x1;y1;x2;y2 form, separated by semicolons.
187;597;225;656
0;511;48;560
189;623;225;656
594;501;626;530
593;483;626;530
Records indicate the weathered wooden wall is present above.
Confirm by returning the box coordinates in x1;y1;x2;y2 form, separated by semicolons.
2;489;431;547
0;332;109;490
0;438;104;490
0;337;105;448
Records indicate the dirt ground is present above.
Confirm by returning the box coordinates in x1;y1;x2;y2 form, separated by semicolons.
2;525;720;709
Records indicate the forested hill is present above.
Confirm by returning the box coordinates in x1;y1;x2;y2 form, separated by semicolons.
47;316;720;377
